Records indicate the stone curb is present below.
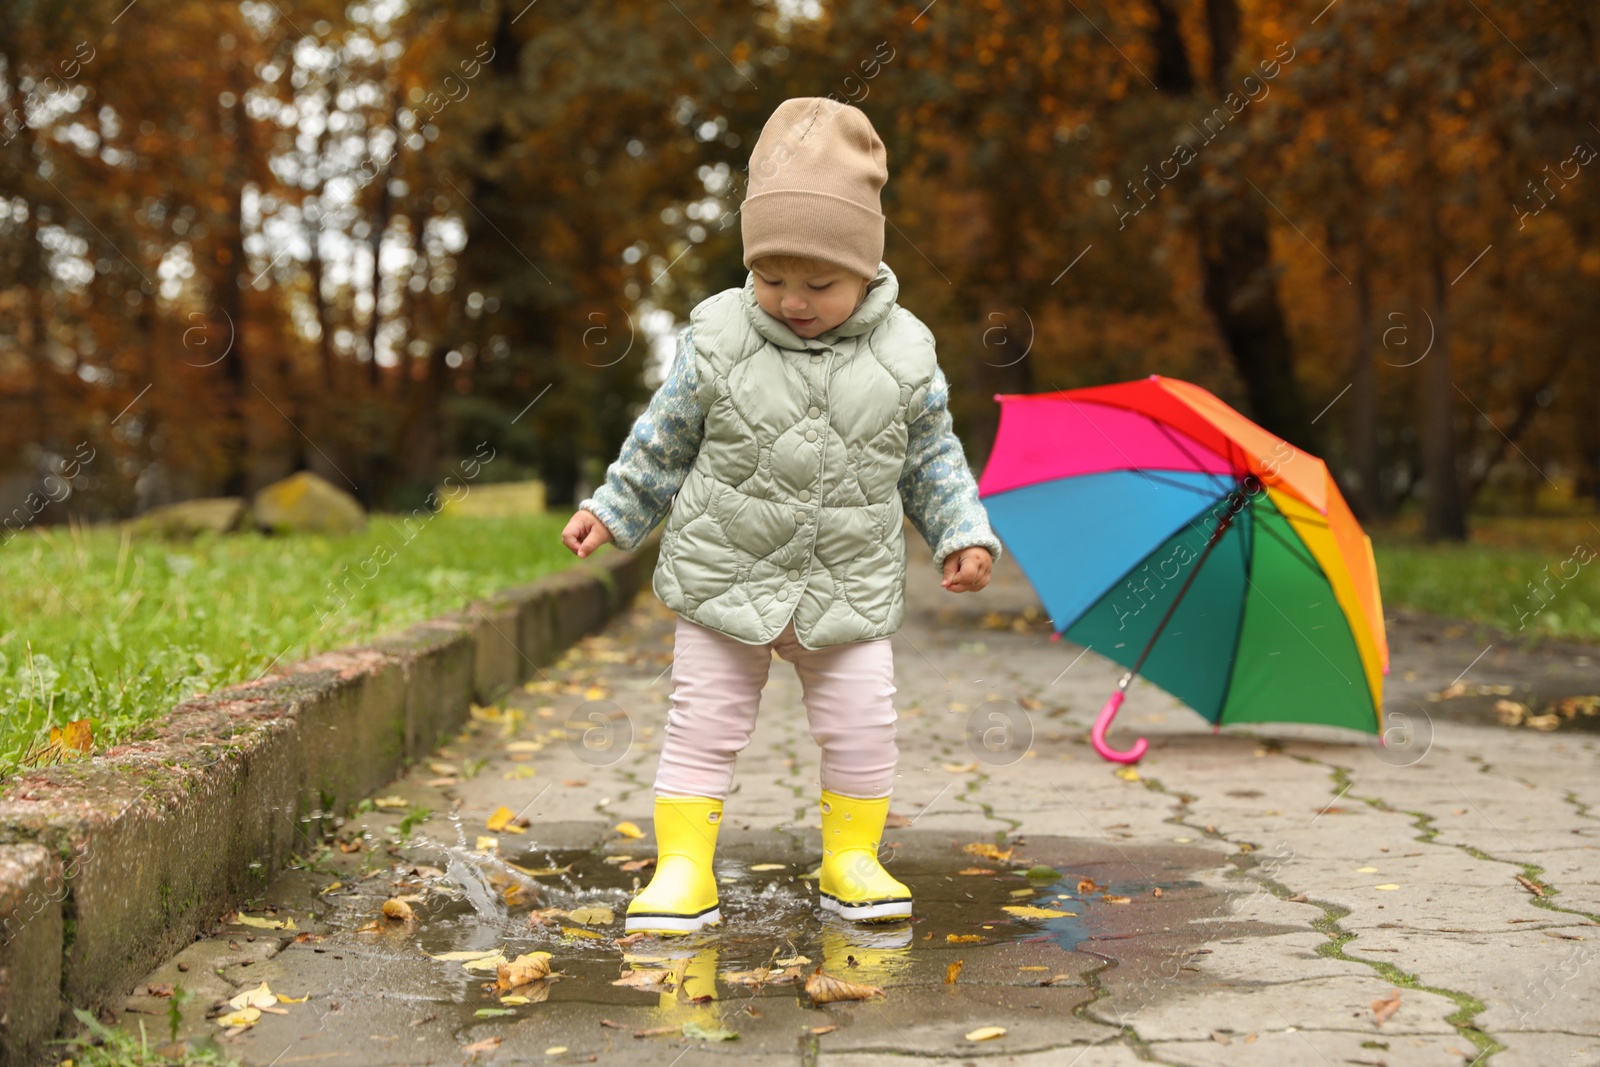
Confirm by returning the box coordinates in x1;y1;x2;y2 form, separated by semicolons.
0;532;659;1065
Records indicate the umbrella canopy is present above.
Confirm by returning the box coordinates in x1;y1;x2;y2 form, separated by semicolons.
978;375;1387;761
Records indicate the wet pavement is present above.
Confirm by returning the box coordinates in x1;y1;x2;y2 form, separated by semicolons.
111;529;1600;1066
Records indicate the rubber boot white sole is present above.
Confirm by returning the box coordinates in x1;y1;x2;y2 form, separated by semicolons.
623;904;722;935
818;891;913;922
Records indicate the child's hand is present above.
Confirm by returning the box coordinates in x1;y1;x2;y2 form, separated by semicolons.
562;509;615;559
941;546;992;593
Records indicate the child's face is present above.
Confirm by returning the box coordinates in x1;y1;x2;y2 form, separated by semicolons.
751;259;870;339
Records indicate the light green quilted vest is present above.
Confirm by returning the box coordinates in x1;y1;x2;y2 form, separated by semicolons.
652;261;937;649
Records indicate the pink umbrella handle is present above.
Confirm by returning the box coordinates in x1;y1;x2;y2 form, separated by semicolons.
1091;691;1148;764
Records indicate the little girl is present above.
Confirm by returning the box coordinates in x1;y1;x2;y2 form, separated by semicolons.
562;97;1002;934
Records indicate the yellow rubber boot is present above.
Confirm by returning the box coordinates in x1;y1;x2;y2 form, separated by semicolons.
624;796;724;934
818;789;913;921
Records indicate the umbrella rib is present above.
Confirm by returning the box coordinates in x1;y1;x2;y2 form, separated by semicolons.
1250;506;1326;578
1124;483;1248;684
1126;469;1233;498
1211;507;1254;723
1063;399;1226;500
1150;417;1236;492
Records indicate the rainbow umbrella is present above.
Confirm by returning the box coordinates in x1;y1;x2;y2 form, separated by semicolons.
978;375;1388;763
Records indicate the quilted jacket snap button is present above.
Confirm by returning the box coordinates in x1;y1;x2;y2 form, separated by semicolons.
805;429;818;442
787;568;800;580
798;489;811;502
808;405;821;418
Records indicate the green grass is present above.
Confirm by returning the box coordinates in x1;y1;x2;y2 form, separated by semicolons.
0;512;582;779
58;1006;240;1066
1372;515;1600;641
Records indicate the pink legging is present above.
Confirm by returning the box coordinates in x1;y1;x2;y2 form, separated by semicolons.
653;614;899;800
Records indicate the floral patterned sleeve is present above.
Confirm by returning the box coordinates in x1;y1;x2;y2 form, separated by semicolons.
898;362;1004;572
578;328;705;552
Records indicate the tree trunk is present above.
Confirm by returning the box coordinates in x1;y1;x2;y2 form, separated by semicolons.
1142;0;1317;451
1194;206;1317;449
1417;110;1467;542
1420;211;1467;540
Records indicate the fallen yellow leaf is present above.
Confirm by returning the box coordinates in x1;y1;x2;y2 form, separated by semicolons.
1114;767;1140;782
462;952;509;973
945;960;963;984
372;795;409;809
965;1026;1006;1041
1003;905;1074;919
612;969;674;989
58;718;93;752
476;836;498;852
947;934;985;943
567;906;615;925
749;863;787;871
228;982;277;1010
383;898;415;922
962;842;1014;862
233;913;296;931
613;821;646;839
496;951;553;990
215;1007;260;1029
1374;884;1400;891
806;970;885;1003
941;761;979;774
503;766;537;780
21;719;94;767
486;806;519;832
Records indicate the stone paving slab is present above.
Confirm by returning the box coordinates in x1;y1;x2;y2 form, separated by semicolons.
108;522;1600;1066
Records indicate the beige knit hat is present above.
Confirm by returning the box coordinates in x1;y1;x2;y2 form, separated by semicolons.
741;97;887;281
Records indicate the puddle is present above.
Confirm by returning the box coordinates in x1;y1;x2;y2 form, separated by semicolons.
231;822;1234;1027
